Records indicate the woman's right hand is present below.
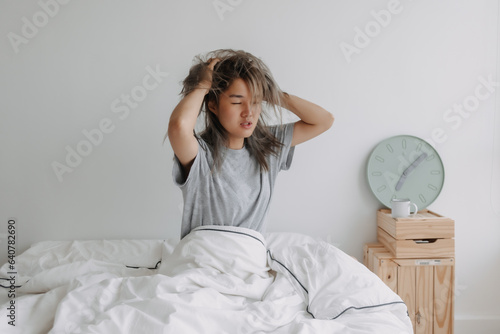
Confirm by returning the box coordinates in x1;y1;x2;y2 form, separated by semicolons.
197;58;220;93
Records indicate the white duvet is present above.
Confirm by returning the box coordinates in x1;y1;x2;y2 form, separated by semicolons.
0;226;413;333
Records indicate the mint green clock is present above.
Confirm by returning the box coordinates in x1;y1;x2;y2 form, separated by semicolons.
367;135;445;210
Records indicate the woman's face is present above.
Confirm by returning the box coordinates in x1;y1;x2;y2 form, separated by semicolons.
210;78;262;149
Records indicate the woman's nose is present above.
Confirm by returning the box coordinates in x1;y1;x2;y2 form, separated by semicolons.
241;103;253;117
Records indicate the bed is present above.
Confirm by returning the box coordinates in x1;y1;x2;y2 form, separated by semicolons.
0;225;413;333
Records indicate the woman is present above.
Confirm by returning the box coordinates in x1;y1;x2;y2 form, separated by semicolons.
168;49;334;239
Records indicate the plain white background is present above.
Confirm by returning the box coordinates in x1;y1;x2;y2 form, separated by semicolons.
1;0;499;331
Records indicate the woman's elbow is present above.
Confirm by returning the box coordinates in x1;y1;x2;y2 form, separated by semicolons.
324;111;335;130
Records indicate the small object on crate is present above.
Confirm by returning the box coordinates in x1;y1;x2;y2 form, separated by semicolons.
377;209;454;258
390;198;418;218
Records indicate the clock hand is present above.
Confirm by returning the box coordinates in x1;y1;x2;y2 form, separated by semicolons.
395;152;428;191
404;152;428;175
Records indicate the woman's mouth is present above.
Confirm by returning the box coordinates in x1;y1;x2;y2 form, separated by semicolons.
241;122;253;129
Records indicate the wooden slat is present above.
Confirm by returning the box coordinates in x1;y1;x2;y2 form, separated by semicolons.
393;258;454;267
363;243;370;267
378;258;398;293
368;245;391;272
398;266;417;330
434;265;454;334
363;243;384;267
415;266;434;334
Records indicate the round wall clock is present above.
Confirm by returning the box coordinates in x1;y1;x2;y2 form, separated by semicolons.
367;135;445;210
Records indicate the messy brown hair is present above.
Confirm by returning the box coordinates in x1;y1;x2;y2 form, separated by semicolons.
181;49;286;172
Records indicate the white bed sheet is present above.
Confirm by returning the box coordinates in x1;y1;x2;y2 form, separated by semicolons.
0;227;413;333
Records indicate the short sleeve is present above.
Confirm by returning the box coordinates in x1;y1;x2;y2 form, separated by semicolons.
269;123;295;171
172;155;190;187
172;140;210;188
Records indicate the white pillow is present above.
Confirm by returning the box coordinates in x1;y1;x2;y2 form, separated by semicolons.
0;239;175;279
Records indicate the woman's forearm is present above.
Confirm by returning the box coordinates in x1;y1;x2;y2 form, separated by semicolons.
169;58;219;137
168;88;207;134
282;93;334;127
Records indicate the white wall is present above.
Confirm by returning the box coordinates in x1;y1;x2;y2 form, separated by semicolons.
1;0;499;331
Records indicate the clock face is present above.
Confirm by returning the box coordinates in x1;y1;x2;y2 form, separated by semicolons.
367;135;445;210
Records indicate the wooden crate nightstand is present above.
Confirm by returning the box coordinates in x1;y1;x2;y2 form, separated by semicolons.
364;210;455;334
377;209;455;259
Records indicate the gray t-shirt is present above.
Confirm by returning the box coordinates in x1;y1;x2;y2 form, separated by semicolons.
173;123;295;239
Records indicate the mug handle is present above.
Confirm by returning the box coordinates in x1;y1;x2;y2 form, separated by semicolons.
410;203;418;216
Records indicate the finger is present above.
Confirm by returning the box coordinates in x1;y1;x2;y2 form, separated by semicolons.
207;58;220;70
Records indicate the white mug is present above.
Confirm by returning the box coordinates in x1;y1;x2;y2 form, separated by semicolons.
390;198;418;218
